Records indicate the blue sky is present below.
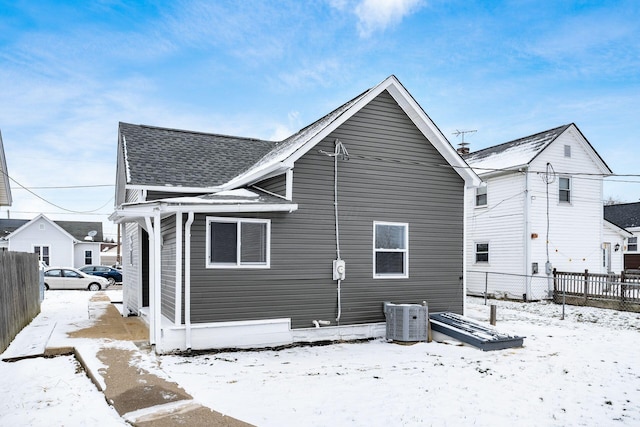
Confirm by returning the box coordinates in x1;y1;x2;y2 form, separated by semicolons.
1;0;639;240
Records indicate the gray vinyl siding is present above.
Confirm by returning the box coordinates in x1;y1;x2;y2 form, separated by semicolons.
187;90;464;328
254;174;287;197
160;218;177;321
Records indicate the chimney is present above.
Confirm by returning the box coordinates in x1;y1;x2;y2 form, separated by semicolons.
457;142;470;155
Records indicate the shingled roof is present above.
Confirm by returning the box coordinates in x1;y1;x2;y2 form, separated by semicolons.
0;217;103;242
120;123;277;188
117;75;480;197
463;124;572;173
604;202;640;229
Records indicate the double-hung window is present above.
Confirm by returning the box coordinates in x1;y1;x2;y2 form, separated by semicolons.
559;177;571;203
628;237;638;252
84;250;92;265
475;242;489;263
373;222;408;278
206;217;270;268
475;185;487;207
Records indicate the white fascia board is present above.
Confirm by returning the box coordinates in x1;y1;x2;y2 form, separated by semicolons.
8;213;78;242
110;202;298;222
221;161;292;190
604;220;633;237
564;124;613;175
474;164;530;179
384;79;482;188
125;184;225;194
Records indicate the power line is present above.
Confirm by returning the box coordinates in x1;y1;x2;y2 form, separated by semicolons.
13;184;113;190
0;169;114;214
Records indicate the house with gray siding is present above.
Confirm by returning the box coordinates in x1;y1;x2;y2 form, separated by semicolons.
110;75;480;354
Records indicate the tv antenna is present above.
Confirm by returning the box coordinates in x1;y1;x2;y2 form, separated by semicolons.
452;129;477;143
453;129;476;153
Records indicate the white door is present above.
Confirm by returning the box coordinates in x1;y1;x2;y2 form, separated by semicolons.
602;243;611;273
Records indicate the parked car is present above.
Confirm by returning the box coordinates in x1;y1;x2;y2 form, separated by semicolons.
80;265;123;286
43;267;110;291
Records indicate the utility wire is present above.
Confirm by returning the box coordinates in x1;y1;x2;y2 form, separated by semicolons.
0;168;114;214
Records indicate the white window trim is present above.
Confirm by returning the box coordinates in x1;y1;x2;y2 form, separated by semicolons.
475;184;488;208
33;244;51;265
559;176;571;204
206;217;271;269
373;221;409;279
475;242;489;264
628;236;638;252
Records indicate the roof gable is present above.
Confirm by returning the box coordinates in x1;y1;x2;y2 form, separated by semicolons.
3;214;103;242
464;123;612;176
463;125;570;173
117;76;480;195
225;75;480;189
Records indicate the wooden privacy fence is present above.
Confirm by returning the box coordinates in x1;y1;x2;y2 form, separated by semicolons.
0;251;41;353
553;269;640;313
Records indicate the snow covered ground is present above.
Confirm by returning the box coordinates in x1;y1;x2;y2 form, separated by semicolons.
1;291;639;426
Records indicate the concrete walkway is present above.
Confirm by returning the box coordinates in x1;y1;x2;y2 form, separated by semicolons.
3;293;253;427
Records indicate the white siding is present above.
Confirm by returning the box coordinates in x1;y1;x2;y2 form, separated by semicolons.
122;222;140;315
529;130;605;275
466;171;528;298
8;218;74;267
73;242;101;268
466;126;610;300
602;225;625;273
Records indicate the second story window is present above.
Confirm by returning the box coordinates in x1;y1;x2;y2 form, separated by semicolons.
475;185;487;207
559;177;571;203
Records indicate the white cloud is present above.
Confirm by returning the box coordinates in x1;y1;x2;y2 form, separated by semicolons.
353;0;423;37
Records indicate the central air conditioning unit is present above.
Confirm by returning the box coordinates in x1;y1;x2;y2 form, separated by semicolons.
383;302;428;342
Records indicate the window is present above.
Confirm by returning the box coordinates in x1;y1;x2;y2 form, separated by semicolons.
475;185;487;207
34;245;50;266
564;145;571;158
475;243;489;263
559;177;571;203
373;222;408;278
206;217;270;268
84;250;92;265
628;237;638;252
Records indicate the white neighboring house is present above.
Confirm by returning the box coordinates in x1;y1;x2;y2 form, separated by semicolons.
462;123;627;300
0;214;103;268
604;202;640;271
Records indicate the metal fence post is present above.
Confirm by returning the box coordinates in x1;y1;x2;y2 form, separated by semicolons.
484;271;488;306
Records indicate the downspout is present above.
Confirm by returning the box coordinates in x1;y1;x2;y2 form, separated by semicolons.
462;184;469;316
184;211;194;351
144;216;156;346
175;212;182;325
